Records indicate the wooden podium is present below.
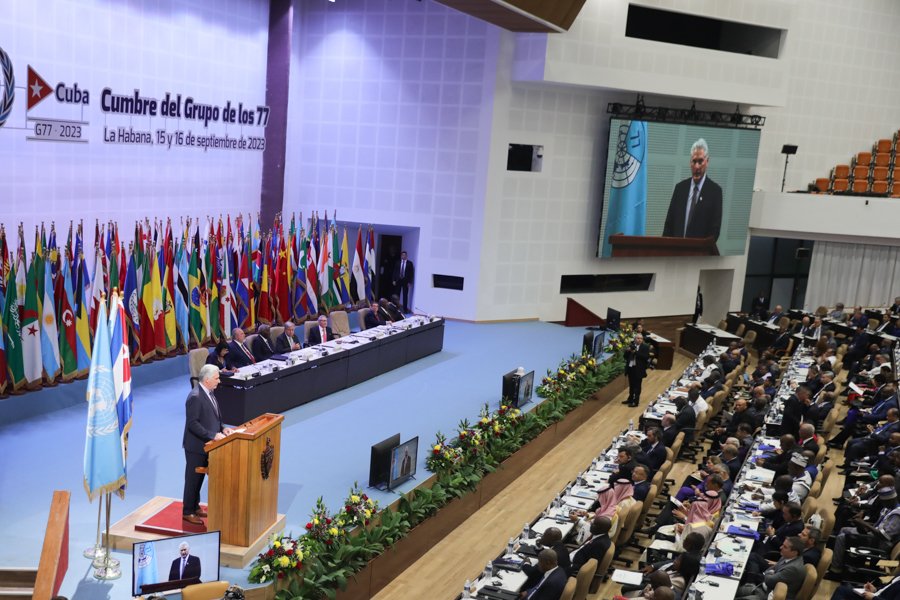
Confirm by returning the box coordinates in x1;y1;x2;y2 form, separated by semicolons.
203;413;283;547
608;234;719;257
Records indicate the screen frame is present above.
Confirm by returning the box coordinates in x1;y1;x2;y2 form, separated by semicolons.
368;433;401;488
132;530;221;597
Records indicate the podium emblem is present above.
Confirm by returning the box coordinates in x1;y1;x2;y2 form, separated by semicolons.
260;437;274;480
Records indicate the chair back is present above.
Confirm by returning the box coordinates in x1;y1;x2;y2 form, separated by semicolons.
664;447;673;463
269;326;284;345
735;323;746;337
808;480;822;500
813;443;826;466
330;310;350;338
796;563;818;600
800;496;817;522
820;460;833;487
588;542;616;594
303;321;318;345
572;558;597;600
670;432;685;460
778;316;790;329
771;582;787;600
639;484;659;523
717;319;728;331
816;506;835;541
188;348;209;387
182;581;230;600
615;502;642;547
559;577;577;600
742;329;757;346
244;333;259;355
815;548;832;588
358;307;371;331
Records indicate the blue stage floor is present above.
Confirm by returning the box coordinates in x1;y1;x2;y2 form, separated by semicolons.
0;320;587;598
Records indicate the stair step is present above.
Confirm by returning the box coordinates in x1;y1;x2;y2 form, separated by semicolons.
0;587;36;600
0;570;37;588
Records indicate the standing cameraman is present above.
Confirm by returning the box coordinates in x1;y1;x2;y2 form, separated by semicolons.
623;333;651;407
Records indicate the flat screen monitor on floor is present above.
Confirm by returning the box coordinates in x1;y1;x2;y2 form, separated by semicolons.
368;433;400;488
502;369;534;408
132;530;221;597
388;436;419;489
517;370;534;407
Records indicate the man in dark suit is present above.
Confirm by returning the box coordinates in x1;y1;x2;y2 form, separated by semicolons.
568;516;612;577
661;414;678;447
522;527;571;589
364;301;386;329
675;394;698;443
168;541;202;581
780;385;810;438
842;408;900;465
274;321;302;353
623;333;651;407
662;138;722;241
226;327;255;369
251;324;275;362
636;427;667;472
750;290;769;320
182;364;233;524
391;251;414;313
830;573;900;600
307;314;334;346
522;548;568;600
632;465;652;501
799;527;822;567
610;448;638;482
766;305;785;326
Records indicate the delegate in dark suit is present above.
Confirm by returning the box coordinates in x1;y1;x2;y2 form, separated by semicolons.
623;338;651;407
307;325;334;346
522;543;571;589
525;566;568;600
570;534;611;577
636;438;667;472
251;333;274;362
168;554;201;581
273;331;302;353
364;308;386;329
226;339;254;369
391;252;414;313
661;176;723;240
182;369;229;520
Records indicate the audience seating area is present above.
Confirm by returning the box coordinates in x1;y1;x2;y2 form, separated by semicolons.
812;130;900;196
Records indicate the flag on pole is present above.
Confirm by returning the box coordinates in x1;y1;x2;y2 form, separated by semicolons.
83;298;126;500
74;257;92;377
57;257;79;381
109;291;133;498
364;227;376;301
2;261;25;392
338;227;352;304
22;255;44;388
40;255;61;382
174;240;190;350
601;120;648;257
351;226;366;302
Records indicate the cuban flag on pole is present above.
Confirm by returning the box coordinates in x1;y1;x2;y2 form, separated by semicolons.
601;120;648;257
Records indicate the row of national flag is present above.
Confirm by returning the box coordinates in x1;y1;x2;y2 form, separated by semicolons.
0;212;379;396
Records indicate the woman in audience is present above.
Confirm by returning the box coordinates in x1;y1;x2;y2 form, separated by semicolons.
206;341;235;374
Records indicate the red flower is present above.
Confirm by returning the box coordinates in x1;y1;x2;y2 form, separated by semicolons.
361;494;368;500
325;539;333;545
432;448;440;455
286;548;294;556
325;518;332;525
267;549;274;557
296;562;303;569
305;522;313;530
346;505;353;512
278;572;284;579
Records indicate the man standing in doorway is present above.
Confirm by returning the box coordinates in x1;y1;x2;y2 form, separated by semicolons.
392;251;414;313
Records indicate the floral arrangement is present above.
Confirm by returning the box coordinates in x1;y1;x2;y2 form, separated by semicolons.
425;431;465;472
248;533;304;583
303;497;344;548
537;353;599;398
605;323;635;354
338;483;379;529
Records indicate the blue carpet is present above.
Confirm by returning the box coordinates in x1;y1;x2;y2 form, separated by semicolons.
0;320;587;598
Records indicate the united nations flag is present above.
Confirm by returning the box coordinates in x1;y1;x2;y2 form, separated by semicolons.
602;120;648;257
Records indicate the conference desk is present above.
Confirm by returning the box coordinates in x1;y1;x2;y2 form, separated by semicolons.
679;323;741;356
725;313;780;351
216;317;444;424
647;333;674;370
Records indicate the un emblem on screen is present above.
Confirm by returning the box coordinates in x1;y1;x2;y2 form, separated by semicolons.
0;46;15;129
611;121;645;189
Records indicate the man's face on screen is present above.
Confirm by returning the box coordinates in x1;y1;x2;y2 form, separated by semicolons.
690;149;708;183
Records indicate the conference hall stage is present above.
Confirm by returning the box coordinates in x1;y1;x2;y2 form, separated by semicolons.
0;319;589;599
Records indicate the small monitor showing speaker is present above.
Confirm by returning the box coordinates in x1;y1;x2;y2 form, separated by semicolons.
132;531;221;597
502;369;535;408
368;433;400;488
389;436;419;489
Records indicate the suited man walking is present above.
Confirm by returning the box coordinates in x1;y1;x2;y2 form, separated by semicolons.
662;138;723;241
182;364;232;524
623;333;651;407
391;251;414;313
168;541;202;581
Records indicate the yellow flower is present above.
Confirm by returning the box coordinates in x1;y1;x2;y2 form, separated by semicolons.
278;555;290;567
433;444;442;452
480;417;489;425
273;540;281;548
328;527;339;537
493;424;500;432
313;518;320;526
351;494;360;503
364;509;372;518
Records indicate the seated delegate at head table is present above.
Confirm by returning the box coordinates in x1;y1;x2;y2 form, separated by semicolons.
226;327;255;369
274;321;302;353
251;324;275;362
307;314;334;346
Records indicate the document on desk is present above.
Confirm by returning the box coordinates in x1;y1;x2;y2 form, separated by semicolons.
745;467;775;484
611;569;644;585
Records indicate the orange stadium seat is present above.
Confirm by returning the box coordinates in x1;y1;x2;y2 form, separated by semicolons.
874;153;890;167
855;151;872;166
892;181;900;197
876;138;892;154
833;178;849;192
873;166;889;181
814;178;830;192
872;180;889;194
833;164;850;179
851;179;867;193
852;165;869;180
